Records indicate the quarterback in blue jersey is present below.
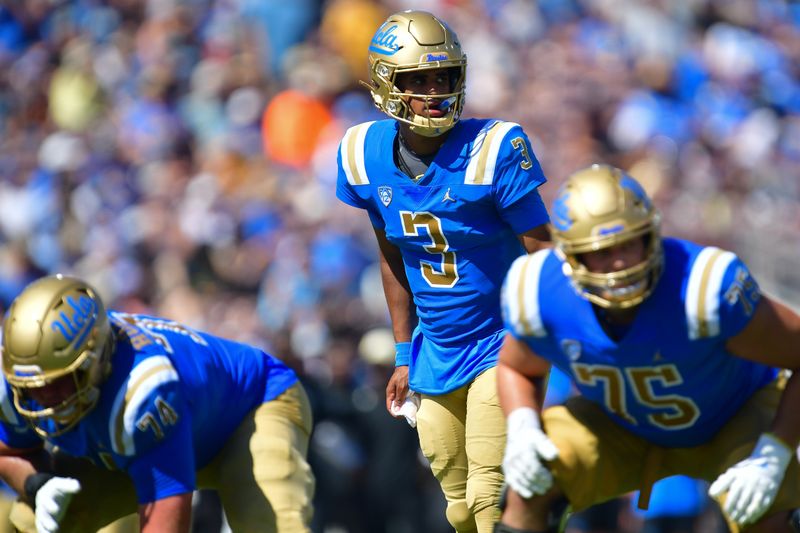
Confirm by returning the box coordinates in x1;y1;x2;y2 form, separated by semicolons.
495;165;800;533
336;10;550;533
0;275;314;533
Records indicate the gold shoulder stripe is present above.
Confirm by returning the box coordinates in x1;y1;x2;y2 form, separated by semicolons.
504;250;549;338
684;246;736;340
341;122;374;186
516;255;535;336
695;249;724;338
464;121;519;185
112;362;175;455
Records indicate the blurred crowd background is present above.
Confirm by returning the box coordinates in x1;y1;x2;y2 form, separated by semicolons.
0;0;798;531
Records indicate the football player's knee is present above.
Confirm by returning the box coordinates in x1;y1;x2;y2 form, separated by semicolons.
8;500;35;533
446;500;477;532
465;473;503;513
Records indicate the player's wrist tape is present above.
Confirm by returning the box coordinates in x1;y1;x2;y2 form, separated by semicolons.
507;407;542;434
756;432;793;463
395;342;411;367
24;472;56;506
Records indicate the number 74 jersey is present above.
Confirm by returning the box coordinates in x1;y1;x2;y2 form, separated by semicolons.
336;118;549;346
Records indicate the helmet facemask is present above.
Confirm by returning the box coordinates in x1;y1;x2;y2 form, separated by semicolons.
9;335;112;437
370;62;466;137
559;226;663;310
364;10;467;137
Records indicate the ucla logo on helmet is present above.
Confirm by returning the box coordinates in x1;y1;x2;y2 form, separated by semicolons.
369;24;402;55
51;295;98;350
551;192;573;231
378;186;393;207
620;175;651;208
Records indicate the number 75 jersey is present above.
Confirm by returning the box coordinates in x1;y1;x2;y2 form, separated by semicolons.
501;238;777;447
336;118;549;346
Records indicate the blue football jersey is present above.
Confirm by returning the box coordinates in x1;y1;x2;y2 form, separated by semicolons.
501;238;777;447
0;312;297;503
337;118;549;394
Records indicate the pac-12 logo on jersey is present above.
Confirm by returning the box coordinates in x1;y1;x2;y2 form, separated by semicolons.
378;186;393;207
561;339;582;361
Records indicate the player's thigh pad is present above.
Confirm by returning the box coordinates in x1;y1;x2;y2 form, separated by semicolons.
542;397;652;511
417;384;469;485
199;382;314;533
464;367;505;516
417;385;475;530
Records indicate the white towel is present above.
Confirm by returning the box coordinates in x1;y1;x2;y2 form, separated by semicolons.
391;392;420;428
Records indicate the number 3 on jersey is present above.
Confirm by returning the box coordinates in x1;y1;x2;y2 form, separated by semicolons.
400;211;459;288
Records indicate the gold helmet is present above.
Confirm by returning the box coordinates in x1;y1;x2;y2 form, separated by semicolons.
550;164;663;309
363;10;466;137
2;275;113;437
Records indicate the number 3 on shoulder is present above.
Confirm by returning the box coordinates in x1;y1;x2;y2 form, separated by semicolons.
510;137;533;170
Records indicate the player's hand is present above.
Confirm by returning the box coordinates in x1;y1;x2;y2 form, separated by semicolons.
390;391;420;428
709;433;792;526
35;476;81;533
503;407;559;499
385;365;410;415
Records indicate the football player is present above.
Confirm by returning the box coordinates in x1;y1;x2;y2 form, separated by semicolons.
0;275;314;533
335;9;551;533
496;164;800;533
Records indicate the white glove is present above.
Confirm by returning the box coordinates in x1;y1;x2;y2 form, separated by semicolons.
35;476;81;533
502;407;559;499
391;391;420;428
709;433;792;526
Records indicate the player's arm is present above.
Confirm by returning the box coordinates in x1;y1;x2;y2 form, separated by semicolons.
490;124;550;254
518;224;551;254
373;227;417;413
139;493;192;533
0;439;50;498
709;294;800;526
497;333;559;500
374;227;416;343
121;368;195;533
726;295;800;447
497;333;550;415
